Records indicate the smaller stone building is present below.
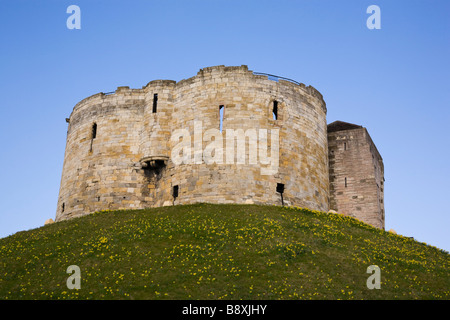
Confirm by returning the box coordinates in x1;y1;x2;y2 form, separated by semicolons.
327;121;385;229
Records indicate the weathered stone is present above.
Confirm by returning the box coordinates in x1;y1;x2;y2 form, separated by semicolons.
55;65;384;230
327;121;385;229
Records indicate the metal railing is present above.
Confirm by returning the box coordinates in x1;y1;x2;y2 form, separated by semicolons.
253;72;302;86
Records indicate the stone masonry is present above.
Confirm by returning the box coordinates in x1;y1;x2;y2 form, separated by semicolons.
327;121;385;228
56;65;384;229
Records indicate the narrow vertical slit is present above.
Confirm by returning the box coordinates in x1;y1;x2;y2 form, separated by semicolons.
219;105;224;132
172;185;179;205
273;100;278;120
153;94;158;113
92;123;97;139
90;123;97;152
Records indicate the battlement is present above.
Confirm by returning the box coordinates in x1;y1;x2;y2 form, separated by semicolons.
70;87;146;118
70;65;326;119
142;79;177;90
198;64;250;74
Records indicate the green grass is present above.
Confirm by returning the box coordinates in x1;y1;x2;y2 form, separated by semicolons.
0;203;448;300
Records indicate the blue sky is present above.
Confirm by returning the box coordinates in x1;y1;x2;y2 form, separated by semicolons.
0;0;449;252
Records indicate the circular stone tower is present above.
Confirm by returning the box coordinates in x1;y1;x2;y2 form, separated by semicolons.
56;65;329;221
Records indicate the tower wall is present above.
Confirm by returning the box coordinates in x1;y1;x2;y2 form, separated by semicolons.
56;88;147;220
56;65;329;221
327;124;385;229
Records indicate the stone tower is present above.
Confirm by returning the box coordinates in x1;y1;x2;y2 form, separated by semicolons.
327;121;385;229
56;65;384;229
56;65;329;221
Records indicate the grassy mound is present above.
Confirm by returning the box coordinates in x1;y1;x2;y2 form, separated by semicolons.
0;204;448;299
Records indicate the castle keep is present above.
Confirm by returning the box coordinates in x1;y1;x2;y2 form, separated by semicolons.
56;65;385;229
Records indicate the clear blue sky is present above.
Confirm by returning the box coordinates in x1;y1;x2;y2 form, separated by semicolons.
0;0;449;252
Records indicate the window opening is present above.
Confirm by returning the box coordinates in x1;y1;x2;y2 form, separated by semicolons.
92;123;97;139
219;105;224;132
90;123;97;152
172;185;179;205
153;94;158;113
276;183;285;206
272;100;278;120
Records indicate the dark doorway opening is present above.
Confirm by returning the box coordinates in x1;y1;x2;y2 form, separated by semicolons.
277;183;285;206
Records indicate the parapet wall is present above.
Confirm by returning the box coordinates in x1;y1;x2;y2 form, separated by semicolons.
56;65;329;221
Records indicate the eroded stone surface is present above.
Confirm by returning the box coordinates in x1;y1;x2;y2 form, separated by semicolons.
56;65;384;229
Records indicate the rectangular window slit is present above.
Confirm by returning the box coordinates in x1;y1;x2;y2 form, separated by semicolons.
173;185;179;199
345;177;347;188
92;123;97;139
219;105;224;132
90;123;97;152
273;100;278;120
153;94;158;113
